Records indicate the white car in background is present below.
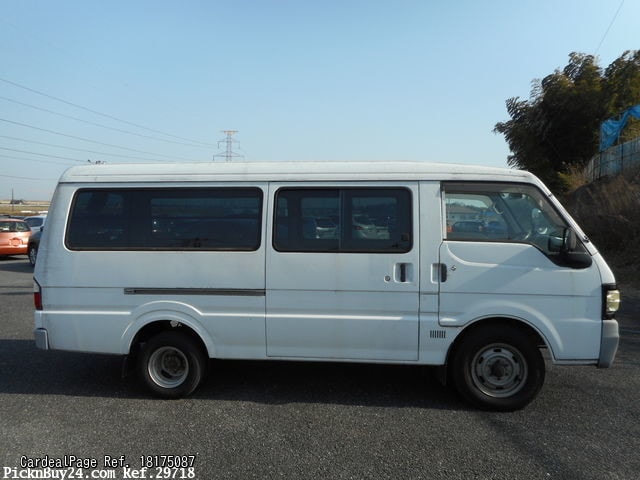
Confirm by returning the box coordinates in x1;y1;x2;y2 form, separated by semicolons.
24;215;47;233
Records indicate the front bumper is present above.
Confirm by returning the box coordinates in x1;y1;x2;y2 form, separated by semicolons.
597;319;619;368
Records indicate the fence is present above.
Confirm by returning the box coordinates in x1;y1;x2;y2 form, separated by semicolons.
584;136;640;181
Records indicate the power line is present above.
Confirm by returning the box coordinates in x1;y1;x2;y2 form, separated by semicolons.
0;95;213;149
595;0;625;54
0;77;217;148
0;173;54;181
0;118;202;162
0;135;176;162
0;153;72;166
0;146;87;163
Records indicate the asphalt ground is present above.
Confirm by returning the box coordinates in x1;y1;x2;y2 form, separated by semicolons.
1;256;639;480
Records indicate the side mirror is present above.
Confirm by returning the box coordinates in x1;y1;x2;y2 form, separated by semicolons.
562;227;577;253
559;227;592;269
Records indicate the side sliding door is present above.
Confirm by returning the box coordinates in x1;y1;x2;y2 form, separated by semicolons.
265;182;420;361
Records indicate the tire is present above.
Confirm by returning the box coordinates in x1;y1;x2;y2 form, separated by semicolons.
28;244;38;266
450;325;545;411
138;331;207;398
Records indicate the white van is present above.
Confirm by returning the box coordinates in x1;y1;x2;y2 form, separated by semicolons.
33;162;620;410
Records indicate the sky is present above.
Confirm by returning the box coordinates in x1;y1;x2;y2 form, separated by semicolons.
0;0;636;200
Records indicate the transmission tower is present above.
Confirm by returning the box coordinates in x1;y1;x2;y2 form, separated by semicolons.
213;130;244;162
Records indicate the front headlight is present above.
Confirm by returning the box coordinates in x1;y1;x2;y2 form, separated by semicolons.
604;286;621;318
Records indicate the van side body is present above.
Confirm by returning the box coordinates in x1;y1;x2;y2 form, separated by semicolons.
33;162;620;410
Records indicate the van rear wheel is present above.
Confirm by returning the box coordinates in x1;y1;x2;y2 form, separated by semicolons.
451;325;545;411
138;331;207;398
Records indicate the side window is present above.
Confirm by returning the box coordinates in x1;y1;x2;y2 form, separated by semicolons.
66;188;263;251
147;189;261;250
274;188;412;253
443;182;570;256
67;191;126;248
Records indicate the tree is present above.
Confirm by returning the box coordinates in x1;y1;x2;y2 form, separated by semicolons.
494;51;640;192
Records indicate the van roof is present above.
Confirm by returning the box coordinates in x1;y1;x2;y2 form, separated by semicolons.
58;161;536;184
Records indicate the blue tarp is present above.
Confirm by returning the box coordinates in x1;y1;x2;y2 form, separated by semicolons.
600;104;640;151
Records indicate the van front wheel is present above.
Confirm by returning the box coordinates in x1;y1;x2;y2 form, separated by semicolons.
451;326;545;411
138;331;207;398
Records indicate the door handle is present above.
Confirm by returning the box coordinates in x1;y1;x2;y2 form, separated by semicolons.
394;263;411;283
432;263;447;282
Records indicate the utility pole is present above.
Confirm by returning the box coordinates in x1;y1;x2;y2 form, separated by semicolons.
213;130;244;162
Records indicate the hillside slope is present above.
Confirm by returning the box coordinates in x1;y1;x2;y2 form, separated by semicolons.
563;172;640;289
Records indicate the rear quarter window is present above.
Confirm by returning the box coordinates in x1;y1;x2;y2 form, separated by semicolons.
66;188;263;251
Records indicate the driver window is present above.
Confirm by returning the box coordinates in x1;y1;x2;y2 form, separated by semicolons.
443;182;568;255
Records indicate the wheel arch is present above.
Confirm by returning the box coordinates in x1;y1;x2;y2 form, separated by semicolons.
128;320;208;359
447;316;548;367
122;301;215;359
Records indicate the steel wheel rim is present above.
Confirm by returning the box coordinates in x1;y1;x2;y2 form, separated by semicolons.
471;343;528;398
148;346;189;388
29;247;37;265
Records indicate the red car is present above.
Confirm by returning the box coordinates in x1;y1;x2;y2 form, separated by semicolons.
0;218;31;256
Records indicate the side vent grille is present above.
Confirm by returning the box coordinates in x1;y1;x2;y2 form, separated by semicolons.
430;330;446;339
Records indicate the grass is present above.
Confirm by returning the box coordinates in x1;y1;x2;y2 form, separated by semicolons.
0;202;50;217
